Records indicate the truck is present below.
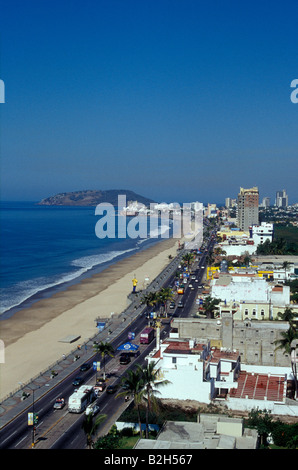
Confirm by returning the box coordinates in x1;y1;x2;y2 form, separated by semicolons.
68;385;96;413
140;327;155;344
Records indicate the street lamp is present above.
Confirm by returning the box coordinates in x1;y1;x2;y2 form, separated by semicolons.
19;382;39;448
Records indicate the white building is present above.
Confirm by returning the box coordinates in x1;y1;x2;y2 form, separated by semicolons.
210;274;290;306
147;339;240;403
146;337;295;415
275;189;288;207
250;222;274;246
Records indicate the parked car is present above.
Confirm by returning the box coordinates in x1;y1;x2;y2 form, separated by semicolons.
80;363;91;372
169;301;176;309
72;377;84;387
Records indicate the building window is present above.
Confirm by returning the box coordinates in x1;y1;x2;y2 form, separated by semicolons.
252;309;256;316
172;357;177;364
261;309;265;316
245;309;249;316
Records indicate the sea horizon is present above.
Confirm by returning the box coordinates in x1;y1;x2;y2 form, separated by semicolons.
0;201;174;319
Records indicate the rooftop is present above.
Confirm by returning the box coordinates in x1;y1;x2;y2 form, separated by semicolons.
134;414;258;450
229;372;286;402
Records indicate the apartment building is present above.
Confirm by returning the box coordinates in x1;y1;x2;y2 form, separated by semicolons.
237;187;259;230
275;189;288;207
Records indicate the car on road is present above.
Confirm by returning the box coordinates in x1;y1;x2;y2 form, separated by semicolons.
94;381;106;394
72;377;84;387
80;363;91;372
178;300;184;308
119;354;131;365
169;301;176;309
53;398;65;410
106;384;118;394
85;403;100;416
122;350;140;358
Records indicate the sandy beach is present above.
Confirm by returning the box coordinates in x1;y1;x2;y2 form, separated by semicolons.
0;238;179;400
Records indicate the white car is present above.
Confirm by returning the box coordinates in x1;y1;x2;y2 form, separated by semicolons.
85;403;100;416
53;398;65;410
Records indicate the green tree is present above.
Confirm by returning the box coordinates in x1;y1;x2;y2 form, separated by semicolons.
136;361;170;439
277;307;297;327
81;413;107;449
116;368;145;437
141;291;159;308
243;251;251;267
94;430;122;449
157;287;174;317
93;341;114;381
202;296;221;319
182;252;194;269
246;408;274;447
274;325;298;399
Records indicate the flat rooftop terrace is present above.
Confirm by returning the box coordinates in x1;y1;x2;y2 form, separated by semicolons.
229;372;287;402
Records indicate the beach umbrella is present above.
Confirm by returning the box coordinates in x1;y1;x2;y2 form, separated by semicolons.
117;342;139;352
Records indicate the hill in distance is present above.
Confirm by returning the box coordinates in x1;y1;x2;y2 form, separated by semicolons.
38;189;155;207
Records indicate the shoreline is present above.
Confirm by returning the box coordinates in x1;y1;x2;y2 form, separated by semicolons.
0;236;170;321
0;237;179;399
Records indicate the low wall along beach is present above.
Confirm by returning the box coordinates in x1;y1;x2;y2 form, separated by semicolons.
0;238;179;400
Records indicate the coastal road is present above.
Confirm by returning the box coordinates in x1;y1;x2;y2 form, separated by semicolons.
0;230;217;449
45;233;216;449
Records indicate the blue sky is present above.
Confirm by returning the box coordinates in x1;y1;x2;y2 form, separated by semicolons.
0;0;297;204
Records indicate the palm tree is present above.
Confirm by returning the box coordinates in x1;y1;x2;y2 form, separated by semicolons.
116;368;145;437
206;252;215;267
157;287;174;317
136;361;170;439
277;307;296;326
182;252;194;269
93;341;114;381
202;295;221;319
141;291;159;309
274;325;298;399
243;250;251;267
81;413;107;449
282;261;291;283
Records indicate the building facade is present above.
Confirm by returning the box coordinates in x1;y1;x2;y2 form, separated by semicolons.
275;189;288;207
237;187;259;231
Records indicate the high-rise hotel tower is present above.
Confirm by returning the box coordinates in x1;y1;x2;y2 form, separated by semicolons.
237;186;259;230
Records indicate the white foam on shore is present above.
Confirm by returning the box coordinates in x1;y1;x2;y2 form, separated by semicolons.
0;248;137;315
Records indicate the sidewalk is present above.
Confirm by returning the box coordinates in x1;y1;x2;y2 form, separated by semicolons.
0;248;186;429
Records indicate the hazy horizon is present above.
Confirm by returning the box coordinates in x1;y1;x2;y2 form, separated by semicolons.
0;1;297;204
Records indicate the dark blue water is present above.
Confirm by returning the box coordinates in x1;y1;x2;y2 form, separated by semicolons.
0;201;171;317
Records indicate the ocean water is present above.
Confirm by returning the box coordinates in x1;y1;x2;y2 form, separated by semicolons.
0;201;172;318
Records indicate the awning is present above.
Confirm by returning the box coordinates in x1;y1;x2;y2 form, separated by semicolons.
117;342;139;352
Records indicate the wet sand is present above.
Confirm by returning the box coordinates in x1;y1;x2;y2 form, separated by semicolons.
0;238;179;399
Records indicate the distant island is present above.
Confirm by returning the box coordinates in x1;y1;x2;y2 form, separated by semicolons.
38;189;155;207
